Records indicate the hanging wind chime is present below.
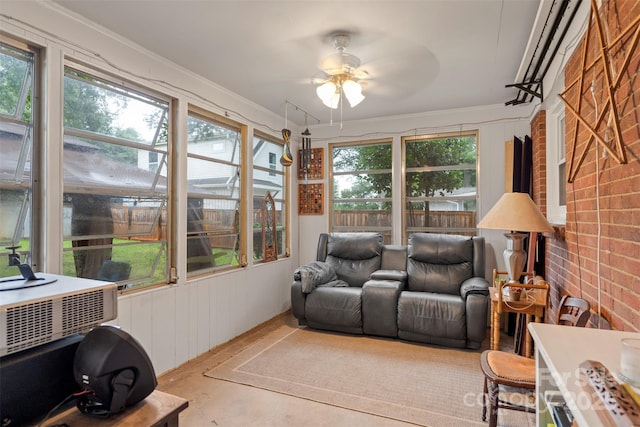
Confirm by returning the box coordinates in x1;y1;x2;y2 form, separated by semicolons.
301;114;312;180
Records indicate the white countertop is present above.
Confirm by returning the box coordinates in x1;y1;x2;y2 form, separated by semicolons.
529;323;640;427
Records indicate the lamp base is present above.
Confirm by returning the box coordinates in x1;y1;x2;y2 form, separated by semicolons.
503;232;528;283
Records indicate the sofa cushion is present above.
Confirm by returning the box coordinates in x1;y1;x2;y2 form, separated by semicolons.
326;232;382;259
407;233;473;294
305;287;362;328
397;291;466;340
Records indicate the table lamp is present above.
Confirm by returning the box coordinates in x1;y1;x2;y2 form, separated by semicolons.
477;192;554;283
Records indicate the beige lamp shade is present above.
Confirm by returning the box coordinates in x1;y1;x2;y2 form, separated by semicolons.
477;192;554;233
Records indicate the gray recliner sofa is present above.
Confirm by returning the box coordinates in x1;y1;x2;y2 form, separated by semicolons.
291;232;490;349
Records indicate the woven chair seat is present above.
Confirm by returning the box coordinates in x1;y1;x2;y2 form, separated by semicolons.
481;350;536;387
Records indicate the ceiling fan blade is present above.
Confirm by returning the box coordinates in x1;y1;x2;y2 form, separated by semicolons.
361;44;438;99
352;68;370;80
311;76;329;85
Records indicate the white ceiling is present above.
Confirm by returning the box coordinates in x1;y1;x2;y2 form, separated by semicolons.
54;0;542;125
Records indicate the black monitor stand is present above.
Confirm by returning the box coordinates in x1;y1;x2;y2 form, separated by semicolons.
0;246;57;291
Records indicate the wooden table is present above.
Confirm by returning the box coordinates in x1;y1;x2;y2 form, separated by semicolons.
43;390;188;427
489;280;549;357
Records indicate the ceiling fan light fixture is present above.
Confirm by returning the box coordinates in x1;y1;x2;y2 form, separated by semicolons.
316;81;339;108
314;32;367;112
342;79;364;107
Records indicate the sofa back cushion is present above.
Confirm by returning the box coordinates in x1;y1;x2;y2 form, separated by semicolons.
407;233;473;294
324;232;383;287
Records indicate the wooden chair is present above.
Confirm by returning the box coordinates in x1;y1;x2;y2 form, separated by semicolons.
556;295;591;327
480;295;590;427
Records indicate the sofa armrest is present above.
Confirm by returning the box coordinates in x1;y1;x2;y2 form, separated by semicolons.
370;269;407;282
291;281;306;321
460;277;490;299
294;261;338;293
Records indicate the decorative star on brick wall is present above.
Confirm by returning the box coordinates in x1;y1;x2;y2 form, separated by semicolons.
559;0;639;183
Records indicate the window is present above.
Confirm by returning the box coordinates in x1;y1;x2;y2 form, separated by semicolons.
268;152;276;176
558;116;567;207
330;140;392;243
253;132;288;262
63;66;169;288
547;102;566;224
0;39;38;279
402;132;477;241
148;151;159;173
186;107;244;274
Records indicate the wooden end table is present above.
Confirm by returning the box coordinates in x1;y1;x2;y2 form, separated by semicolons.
43;389;188;427
489;280;549;357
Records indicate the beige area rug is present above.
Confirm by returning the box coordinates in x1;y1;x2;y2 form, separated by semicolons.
205;325;534;426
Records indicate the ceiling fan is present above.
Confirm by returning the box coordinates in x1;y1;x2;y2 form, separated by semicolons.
313;32;370;109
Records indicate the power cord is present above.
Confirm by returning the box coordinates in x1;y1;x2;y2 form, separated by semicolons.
36;390;90;427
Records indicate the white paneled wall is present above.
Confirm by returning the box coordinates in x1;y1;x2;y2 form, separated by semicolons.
114;259;294;375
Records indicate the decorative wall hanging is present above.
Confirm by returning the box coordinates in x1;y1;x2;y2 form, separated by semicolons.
261;192;277;262
559;0;638;182
298;147;324;180
280;128;293;167
298;183;324;215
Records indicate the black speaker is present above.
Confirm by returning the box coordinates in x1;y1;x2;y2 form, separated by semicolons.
73;325;157;417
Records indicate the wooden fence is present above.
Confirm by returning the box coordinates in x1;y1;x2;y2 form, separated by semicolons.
111;207;475;242
333;209;476;229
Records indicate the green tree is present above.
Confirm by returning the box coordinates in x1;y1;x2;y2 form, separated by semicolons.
64;72;144;164
63;73;122;134
0;47;32;121
337;180;383;210
333;144;393;209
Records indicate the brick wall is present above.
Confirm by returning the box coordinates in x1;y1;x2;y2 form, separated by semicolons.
541;0;640;331
531;110;547;213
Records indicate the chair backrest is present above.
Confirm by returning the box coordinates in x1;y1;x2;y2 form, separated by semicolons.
406;233;482;294
316;232;383;287
556;295;590;327
96;260;131;282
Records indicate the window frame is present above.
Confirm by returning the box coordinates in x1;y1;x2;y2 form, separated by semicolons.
329;138;393;242
61;62;172;289
546;100;567;225
401;130;479;240
0;36;42;278
252;130;289;263
185;105;247;276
